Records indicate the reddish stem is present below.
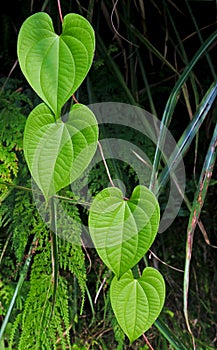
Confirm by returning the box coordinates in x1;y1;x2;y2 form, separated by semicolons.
57;0;63;23
72;94;79;104
142;334;155;350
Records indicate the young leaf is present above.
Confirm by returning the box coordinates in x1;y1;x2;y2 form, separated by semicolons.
110;267;165;343
88;185;160;277
17;12;95;116
23;103;98;200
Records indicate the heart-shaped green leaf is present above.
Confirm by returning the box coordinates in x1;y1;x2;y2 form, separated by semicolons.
23;103;98;199
88;185;160;277
17;12;95;116
110;267;165;343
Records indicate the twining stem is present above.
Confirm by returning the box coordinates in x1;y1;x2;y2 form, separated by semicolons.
0;59;18;94
72;94;79;103
98;141;115;187
142;334;155;350
0;180;91;206
0;180;32;192
57;0;63;23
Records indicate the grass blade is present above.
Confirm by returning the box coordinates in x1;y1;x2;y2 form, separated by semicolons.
154;318;188;350
150;29;217;191
158;81;217;191
0;236;37;341
184;119;217;349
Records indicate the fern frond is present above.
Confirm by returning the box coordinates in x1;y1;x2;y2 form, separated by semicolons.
10;247;72;350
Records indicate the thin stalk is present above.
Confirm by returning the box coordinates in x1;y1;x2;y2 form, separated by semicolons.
137;51;157;116
97;141;115;187
0;231;13;265
0;60;18;95
129;24;178;74
163;0;200;111
124;2;139;102
0;180;90;206
96;33;137;106
0;180;32;193
41;0;50;11
50;197;58;315
0;186;13;204
185;0;216;80
96;34;157;143
142;334;155;350
87;76;124;188
0;236;37;341
57;0;63;23
85;285;96;326
87;0;95;22
72;276;78;333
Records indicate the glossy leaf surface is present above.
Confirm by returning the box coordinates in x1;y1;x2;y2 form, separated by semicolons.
89;185;160;277
110;267;165;343
23;103;98;199
17;12;95;116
